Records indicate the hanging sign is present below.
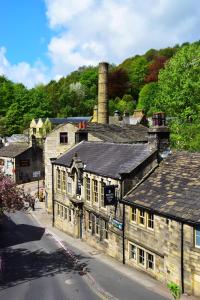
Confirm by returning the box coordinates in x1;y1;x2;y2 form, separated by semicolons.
104;185;117;206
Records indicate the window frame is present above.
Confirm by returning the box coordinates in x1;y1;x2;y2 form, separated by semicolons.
130;206;137;223
138;248;145;266
93;179;98;204
86;177;91;202
129;243;137;260
147;212;154;229
102;220;108;240
100;180;105;208
57;169;61;190
61;170;66;191
139;209;145;226
60;132;68;144
146;252;154;270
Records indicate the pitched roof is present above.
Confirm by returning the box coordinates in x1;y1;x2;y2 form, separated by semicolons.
48;117;91;124
124;151;200;225
86;123;148;143
35;117;91;125
54;141;156;179
0;144;30;158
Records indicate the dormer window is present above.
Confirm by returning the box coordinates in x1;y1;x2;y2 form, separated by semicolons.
60;132;68;144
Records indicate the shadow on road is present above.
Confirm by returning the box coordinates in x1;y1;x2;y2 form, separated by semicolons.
0;215;45;248
0;247;91;290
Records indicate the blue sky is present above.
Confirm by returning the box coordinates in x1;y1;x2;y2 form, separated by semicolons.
0;0;199;88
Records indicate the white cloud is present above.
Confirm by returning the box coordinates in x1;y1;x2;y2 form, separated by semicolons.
0;0;199;87
45;0;200;77
0;47;49;88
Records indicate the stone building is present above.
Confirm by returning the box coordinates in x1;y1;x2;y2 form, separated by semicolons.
123;151;200;297
45;121;149;213
29;117;91;144
0;143;43;184
52;141;157;247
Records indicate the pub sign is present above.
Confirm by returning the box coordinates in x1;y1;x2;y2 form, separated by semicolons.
104;185;117;206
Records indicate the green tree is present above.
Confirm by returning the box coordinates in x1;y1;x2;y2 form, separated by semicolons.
155;42;200;119
137;82;158;114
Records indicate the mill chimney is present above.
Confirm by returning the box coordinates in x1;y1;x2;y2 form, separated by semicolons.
98;62;109;124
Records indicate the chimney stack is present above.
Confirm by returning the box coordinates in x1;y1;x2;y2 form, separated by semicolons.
148;112;170;159
98;62;109;124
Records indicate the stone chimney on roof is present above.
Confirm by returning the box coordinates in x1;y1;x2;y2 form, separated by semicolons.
98;62;109;124
148;112;170;159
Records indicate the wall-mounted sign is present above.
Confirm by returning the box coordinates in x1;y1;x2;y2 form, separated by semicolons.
111;218;123;230
104;185;117;206
33;171;41;178
20;159;30;167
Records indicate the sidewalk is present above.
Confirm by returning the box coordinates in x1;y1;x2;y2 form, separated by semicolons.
30;201;198;300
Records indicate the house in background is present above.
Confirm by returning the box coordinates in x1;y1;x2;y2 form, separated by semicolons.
123;151;200;297
29;117;91;145
0;143;43;184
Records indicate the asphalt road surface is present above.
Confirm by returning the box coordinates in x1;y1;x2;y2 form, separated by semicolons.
0;211;169;300
0;212;99;300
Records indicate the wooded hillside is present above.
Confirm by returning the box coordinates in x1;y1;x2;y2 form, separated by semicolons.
0;41;199;150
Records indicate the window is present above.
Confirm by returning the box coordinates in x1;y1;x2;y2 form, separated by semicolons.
93;180;98;203
131;207;137;222
139;209;145;225
138;248;145;265
69;209;72;222
100;181;105;207
61;171;66;191
86;177;90;201
88;212;92;230
102;220;108;239
129;244;136;260
60;132;68;144
64;207;68;219
147;252;154;270
147;213;154;229
67;176;72;194
95;216;100;235
57;169;61;190
57;204;60;216
195;228;200;248
33;128;36;134
60;206;63;218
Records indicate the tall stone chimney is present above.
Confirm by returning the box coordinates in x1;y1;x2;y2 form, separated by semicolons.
98;62;109;124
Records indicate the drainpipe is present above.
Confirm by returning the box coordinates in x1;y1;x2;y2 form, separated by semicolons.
181;222;184;293
122;202;125;264
121;180;125;265
50;158;56;227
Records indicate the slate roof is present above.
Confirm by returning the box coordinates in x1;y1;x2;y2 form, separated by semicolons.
0;144;30;158
35;117;91;125
86;123;148;143
49;117;91;124
124;151;200;225
54;141;156;179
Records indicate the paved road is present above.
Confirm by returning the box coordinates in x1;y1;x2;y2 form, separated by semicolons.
0;212;99;300
0;211;169;300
